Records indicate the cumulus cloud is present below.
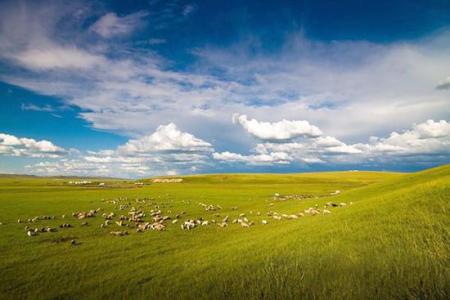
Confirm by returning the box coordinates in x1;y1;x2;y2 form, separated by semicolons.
118;123;213;154
0;133;66;158
24;123;213;178
90;11;148;38
366;119;450;155
214;119;450;166
232;113;322;141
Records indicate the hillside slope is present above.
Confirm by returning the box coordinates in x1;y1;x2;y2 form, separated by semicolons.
0;166;448;299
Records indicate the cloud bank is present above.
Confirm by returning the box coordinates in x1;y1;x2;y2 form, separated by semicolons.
0;133;66;158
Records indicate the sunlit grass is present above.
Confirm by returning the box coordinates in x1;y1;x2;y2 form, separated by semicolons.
0;166;448;299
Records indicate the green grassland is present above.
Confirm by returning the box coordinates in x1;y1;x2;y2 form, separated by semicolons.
0;166;448;299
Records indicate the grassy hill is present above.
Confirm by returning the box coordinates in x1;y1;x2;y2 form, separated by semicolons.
0;166;448;299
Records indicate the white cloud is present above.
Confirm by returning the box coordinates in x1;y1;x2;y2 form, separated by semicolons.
367;119;450;155
90;11;148;38
214;119;450;166
213;151;292;165
14;46;104;70
21;103;55;112
118;123;213;154
24;123;213;178
0;133;66;158
232;113;322;141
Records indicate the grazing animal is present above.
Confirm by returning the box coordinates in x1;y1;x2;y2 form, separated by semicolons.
261;220;268;225
240;222;250;228
26;230;37;237
110;231;128;236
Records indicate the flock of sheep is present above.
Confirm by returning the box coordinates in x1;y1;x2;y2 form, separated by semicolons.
12;192;350;244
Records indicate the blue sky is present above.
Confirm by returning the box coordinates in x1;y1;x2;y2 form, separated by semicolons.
0;0;449;178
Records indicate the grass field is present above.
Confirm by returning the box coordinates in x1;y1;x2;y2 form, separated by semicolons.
0;165;449;299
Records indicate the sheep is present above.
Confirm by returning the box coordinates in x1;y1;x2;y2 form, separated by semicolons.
222;216;229;223
304;207;320;215
201;221;209;226
240;222;250;228
218;222;228;228
172;219;178;224
26;230;37;237
110;231;128;236
323;209;331;215
273;215;282;220
287;214;298;219
339;202;347;207
151;223;165;231
181;220;196;230
261;220;268;225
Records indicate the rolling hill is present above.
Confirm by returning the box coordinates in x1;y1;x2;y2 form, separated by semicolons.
0;165;448;299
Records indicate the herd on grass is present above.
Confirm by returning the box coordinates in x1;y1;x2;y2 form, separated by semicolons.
7;191;351;244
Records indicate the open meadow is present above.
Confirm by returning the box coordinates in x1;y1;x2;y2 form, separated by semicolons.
0;165;449;299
